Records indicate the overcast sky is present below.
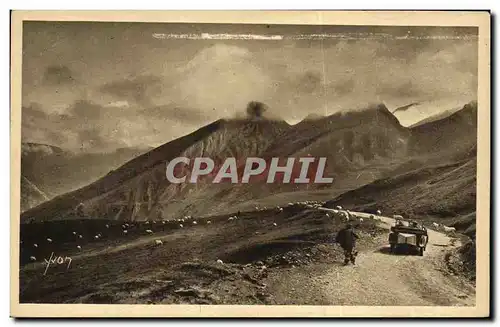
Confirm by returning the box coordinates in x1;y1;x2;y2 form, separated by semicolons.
21;22;478;152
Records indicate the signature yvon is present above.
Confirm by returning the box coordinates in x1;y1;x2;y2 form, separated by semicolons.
43;252;72;275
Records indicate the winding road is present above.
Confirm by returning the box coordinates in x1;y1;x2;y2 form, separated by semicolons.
317;211;475;306
269;210;475;306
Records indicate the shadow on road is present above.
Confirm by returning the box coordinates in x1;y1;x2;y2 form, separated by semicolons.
329;261;351;267
377;245;421;256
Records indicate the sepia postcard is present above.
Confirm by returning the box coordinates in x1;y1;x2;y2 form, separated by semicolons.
10;10;490;318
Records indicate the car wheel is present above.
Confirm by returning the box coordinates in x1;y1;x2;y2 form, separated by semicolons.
419;247;424;256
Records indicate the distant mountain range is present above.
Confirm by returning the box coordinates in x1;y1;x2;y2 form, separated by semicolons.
20;143;152;212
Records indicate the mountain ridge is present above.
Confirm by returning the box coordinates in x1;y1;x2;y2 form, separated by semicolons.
21;102;476;223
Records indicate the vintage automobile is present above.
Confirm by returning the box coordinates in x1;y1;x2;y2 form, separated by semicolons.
388;218;429;256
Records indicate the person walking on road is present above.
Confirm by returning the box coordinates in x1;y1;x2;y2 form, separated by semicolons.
335;223;360;265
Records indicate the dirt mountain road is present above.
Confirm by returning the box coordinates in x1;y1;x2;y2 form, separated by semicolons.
270;211;475;306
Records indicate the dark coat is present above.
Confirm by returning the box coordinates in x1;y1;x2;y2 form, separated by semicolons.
335;227;359;250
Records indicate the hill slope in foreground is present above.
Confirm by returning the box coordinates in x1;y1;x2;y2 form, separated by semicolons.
19;205;475;305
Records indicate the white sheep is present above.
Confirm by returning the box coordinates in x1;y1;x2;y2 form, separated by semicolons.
94;235;99;239
145;221;150;225
192;221;197;225
179;224;184;228
376;210;382;215
46;238;52;243
443;226;456;232
432;222;440;228
29;256;36;261
336;206;343;210
77;245;81;250
228;217;234;221
105;224;109;228
146;229;153;234
33;243;38;248
325;213;330;217
72;231;77;235
154;239;163;245
273;223;277;226
216;259;224;264
288;202;294;206
342;212;350;221
359;218;364;222
78;235;83;239
162;221;166;224
207;220;212;224
123;230;128;234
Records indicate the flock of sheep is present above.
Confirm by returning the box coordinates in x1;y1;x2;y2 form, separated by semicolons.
300;203;459;235
25;201;458;263
26;217;192;262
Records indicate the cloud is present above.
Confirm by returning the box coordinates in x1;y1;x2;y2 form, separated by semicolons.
106;100;130;108
297;71;323;94
21;25;479;149
319;37;478;110
77;126;125;150
331;77;356;97
22;100;128;151
43;65;76;85
176;44;273;114
22;104;79;148
139;104;210;124
99;75;163;107
70;99;104;120
377;80;427;99
391;102;421;114
21;99;208;151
